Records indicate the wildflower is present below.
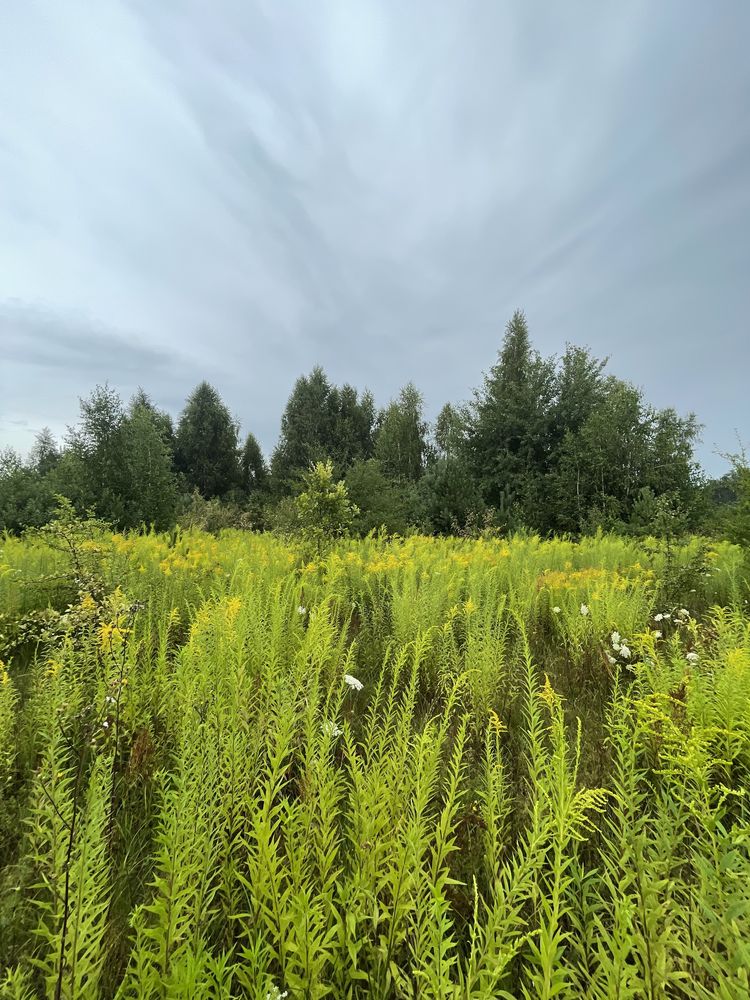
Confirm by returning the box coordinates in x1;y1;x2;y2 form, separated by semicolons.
653;630;662;639
619;645;631;660
580;604;589;616
611;631;621;645
297;605;306;615
105;695;116;704
679;609;689;618
323;720;342;738
344;674;364;691
654;613;663;622
686;651;699;663
552;606;561;614
102;721;109;729
266;988;288;1000
607;654;617;665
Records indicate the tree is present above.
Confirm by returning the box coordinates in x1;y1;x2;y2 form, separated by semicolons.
271;367;336;493
329;384;376;471
117;395;179;529
294;461;358;552
0;448;57;532
129;388;175;450
271;369;375;492
63;384;127;521
465;310;555;526
175;382;241;499
345;458;416;535
375;382;428;482
553;378;700;533
29;427;61;476
434;403;467;461
241;432;269;495
716;446;750;546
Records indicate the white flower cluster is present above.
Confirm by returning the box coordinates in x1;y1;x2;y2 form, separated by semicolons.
580;604;589;616
609;630;631;663
323;720;342;738
266;988;288;1000
344;674;364;691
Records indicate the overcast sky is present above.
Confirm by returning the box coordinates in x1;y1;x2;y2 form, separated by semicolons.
1;1;748;475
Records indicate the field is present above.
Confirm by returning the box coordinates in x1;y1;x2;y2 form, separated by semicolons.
1;520;749;999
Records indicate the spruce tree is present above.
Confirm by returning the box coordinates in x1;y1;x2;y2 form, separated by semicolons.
175;382;241;499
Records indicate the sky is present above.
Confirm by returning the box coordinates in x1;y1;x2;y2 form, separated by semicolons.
1;1;748;476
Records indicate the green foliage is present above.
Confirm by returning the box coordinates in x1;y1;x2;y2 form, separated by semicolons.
717;447;750;547
178;490;254;534
175;382;241;499
467;310;556;526
0;448;58;533
0;527;749;996
271;368;375;493
345;459;417;535
294;461;358;552
375;382;428;483
240;432;269;496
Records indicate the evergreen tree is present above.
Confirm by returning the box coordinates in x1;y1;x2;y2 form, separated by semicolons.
175;382;241;499
29;427;61;476
466;310;555;524
241;432;269;495
271;367;336;493
271;368;375;491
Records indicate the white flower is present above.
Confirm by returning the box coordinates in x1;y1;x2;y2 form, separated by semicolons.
297;605;306;615
552;606;561;614
611;631;621;646
679;609;689;618
102;721;109;729
654;613;663;622
619;645;631;660
686;651;699;663
580;604;589;616
663;613;672;620
266;988;288;1000
607;654;617;665
344;674;364;691
105;695;116;704
653;630;662;639
323;720;342;738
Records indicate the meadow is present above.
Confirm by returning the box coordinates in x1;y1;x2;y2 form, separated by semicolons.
0;517;749;999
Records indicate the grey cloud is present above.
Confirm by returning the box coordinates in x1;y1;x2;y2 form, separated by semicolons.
0;0;748;472
0;302;178;376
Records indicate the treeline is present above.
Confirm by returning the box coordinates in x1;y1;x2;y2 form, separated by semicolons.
1;311;746;538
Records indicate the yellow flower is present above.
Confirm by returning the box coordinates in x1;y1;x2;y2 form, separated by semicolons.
99;622;126;652
80;593;97;613
225;597;242;623
46;658;63;678
489;709;506;735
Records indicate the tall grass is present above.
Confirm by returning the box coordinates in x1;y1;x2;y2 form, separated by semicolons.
0;526;748;998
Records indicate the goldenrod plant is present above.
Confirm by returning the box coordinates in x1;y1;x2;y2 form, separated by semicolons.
0;514;748;997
